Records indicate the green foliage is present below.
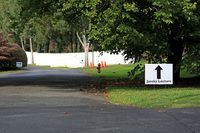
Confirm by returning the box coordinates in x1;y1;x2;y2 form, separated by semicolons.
88;0;200;79
0;31;10;45
128;64;145;80
0;0;80;54
182;41;200;74
180;67;200;78
0;0;23;44
82;64;199;81
90;1;142;54
2;0;198;73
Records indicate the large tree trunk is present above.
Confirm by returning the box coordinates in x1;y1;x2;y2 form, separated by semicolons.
84;42;89;67
167;40;184;80
76;19;91;67
82;29;89;67
76;28;90;67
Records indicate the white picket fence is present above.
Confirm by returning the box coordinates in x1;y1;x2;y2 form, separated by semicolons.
26;51;134;68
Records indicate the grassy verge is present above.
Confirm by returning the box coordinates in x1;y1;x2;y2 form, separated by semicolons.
28;64;74;69
107;87;200;108
81;64;199;80
0;69;25;74
29;65;51;68
81;65;136;80
81;65;200;108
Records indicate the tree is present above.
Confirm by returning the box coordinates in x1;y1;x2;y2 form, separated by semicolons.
16;0;199;76
0;0;22;43
17;0;95;66
89;0;200;80
151;0;200;79
60;1;96;66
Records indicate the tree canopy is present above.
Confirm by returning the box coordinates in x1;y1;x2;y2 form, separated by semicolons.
88;0;200;79
1;0;199;79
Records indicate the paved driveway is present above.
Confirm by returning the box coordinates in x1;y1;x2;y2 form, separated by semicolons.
0;66;199;133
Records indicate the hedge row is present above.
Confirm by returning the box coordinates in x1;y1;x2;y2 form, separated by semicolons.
0;42;27;70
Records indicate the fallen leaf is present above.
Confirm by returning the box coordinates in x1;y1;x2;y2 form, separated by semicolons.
158;110;167;113
64;112;69;114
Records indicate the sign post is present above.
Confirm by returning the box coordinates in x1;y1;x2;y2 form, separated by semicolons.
145;64;173;85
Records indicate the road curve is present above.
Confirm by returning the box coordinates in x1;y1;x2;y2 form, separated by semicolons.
0;66;199;133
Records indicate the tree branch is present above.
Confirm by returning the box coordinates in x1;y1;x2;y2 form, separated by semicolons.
76;31;85;47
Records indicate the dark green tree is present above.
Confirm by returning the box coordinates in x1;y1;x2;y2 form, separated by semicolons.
16;0;200;77
89;0;200;80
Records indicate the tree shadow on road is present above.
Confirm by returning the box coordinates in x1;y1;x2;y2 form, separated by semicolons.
0;71;107;94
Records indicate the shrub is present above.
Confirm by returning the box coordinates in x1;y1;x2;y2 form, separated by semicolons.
0;32;27;70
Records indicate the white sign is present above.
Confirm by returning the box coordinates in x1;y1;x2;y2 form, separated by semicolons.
80;59;84;68
145;64;173;85
80;60;84;64
16;62;23;68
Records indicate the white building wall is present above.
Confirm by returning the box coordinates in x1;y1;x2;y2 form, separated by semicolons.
26;51;134;68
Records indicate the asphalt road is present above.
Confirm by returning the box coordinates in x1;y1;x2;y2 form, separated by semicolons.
0;66;199;133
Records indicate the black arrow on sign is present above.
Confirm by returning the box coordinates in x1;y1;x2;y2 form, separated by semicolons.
155;65;163;79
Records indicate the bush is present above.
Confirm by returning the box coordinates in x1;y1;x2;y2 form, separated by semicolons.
0;31;27;70
0;34;27;70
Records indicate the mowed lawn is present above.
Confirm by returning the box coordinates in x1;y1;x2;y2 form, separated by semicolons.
0;69;25;74
107;87;200;108
81;65;138;80
81;65;200;108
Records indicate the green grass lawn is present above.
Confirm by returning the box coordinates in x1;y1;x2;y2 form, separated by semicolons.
81;65;136;80
0;69;25;74
28;64;71;69
81;64;200;108
107;87;200;108
81;64;199;80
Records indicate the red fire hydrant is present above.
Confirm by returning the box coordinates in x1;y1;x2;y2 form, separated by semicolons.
97;63;101;73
